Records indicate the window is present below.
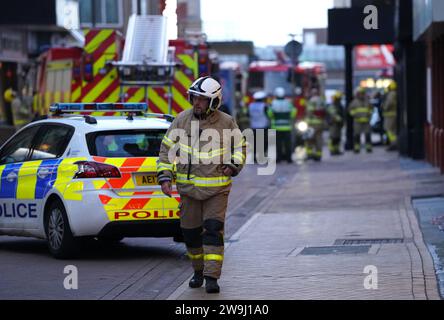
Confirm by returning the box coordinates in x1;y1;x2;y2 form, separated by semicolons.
0;126;41;165
265;71;293;96
79;0;122;27
88;130;166;158
30;125;74;160
45;70;56;93
247;71;264;92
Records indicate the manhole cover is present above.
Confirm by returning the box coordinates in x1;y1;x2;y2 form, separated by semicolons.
334;238;404;245
300;245;371;255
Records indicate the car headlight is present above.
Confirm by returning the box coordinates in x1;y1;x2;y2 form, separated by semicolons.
296;121;308;132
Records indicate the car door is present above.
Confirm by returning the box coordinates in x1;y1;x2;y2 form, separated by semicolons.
23;124;74;230
0;125;41;232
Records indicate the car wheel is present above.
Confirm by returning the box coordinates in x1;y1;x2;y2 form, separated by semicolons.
45;199;78;259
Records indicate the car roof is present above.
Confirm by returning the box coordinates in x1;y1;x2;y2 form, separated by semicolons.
29;116;171;134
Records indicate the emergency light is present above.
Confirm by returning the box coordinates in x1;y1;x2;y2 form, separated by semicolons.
50;103;148;114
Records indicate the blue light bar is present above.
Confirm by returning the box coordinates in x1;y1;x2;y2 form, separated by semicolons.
50;103;148;113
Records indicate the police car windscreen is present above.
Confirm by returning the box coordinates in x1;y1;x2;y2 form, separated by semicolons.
88;130;166;157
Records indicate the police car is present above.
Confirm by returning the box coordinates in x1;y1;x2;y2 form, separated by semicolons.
0;103;181;258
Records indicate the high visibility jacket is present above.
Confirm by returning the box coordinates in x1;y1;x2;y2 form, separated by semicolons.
157;109;247;201
306;96;326;129
382;91;397;118
248;101;269;129
327;101;344;126
348;98;373;123
267;98;296;132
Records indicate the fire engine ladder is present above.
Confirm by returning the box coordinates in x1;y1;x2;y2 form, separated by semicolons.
111;15;177;114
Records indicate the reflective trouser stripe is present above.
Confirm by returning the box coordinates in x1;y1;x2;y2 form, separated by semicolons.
204;254;224;261
187;253;204;260
387;131;397;142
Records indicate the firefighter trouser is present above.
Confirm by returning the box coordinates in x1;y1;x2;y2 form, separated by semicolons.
329;125;342;154
179;192;229;279
276;131;292;162
253;128;269;163
384;116;397;147
306;127;323;159
353;122;372;152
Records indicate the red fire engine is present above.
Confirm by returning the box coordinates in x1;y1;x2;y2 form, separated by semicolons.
33;29;217;118
245;60;326;119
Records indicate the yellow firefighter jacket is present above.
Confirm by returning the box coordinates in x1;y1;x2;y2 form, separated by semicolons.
157;109;247;201
348;98;373;124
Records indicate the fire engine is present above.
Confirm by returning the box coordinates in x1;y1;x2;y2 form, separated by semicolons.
245;59;326;119
33;20;217;119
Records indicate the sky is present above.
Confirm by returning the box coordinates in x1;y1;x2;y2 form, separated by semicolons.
200;0;334;47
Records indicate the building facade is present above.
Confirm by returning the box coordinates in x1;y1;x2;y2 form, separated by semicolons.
411;0;444;169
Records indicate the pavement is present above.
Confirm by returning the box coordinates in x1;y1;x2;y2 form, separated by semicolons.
168;146;442;300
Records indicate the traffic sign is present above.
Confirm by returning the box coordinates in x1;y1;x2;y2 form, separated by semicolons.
284;40;303;63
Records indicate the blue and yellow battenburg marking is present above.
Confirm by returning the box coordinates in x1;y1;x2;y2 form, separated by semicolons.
0;158;86;200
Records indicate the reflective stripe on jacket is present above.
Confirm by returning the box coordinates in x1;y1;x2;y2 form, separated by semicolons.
348;98;373;123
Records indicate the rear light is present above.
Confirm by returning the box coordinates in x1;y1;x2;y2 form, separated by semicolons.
74;161;121;179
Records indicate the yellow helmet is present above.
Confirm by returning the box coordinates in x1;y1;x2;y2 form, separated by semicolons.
333;91;343;101
354;87;366;96
3;88;16;103
388;81;397;91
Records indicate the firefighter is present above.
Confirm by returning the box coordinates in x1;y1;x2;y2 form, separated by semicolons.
327;91;345;156
248;91;270;163
349;87;373;153
383;81;397;151
305;88;326;161
268;87;296;163
4;88;30;128
235;102;250;132
157;76;246;294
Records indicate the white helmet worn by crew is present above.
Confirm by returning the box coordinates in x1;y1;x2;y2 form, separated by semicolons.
253;91;267;100
188;76;222;112
274;87;286;99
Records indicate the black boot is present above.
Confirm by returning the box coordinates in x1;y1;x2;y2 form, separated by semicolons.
189;271;204;288
205;276;220;294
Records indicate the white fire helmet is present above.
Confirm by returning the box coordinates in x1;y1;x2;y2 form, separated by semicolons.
274;87;286;98
253;91;267;100
188;76;222;112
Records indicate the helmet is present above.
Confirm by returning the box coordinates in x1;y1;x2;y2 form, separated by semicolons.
274;87;285;98
188;76;222;112
388;81;397;91
253;91;267;100
333;91;343;101
3;88;16;103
